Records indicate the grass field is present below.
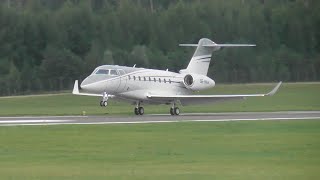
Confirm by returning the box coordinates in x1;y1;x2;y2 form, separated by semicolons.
0;82;319;179
0;120;319;179
0;82;319;116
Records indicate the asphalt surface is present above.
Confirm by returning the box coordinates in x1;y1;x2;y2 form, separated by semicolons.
0;111;319;126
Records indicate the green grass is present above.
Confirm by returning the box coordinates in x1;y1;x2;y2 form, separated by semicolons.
0;120;319;179
0;82;319;116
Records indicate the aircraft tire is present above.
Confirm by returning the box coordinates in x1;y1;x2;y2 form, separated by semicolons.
99;101;103;107
170;108;175;115
103;101;108;107
174;107;180;115
134;107;139;115
138;107;144;115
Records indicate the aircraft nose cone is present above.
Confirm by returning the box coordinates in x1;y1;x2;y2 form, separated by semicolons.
80;79;89;89
80;79;89;88
80;76;96;90
80;75;107;93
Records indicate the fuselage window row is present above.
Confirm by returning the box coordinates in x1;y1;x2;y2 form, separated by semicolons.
128;75;172;83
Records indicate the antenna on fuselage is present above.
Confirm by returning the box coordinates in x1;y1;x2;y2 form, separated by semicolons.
133;64;136;68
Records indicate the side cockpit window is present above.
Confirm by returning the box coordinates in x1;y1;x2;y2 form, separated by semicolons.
110;69;118;76
96;69;109;75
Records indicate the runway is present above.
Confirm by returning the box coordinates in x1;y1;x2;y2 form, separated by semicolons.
0;111;320;126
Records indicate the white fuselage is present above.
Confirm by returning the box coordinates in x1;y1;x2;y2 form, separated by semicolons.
80;65;215;104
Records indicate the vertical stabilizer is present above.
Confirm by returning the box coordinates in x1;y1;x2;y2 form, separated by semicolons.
180;38;255;75
184;38;217;75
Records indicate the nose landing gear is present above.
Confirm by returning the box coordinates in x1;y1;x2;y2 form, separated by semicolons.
100;92;109;107
134;101;144;115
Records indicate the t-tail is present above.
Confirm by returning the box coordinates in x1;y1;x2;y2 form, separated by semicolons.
180;38;256;75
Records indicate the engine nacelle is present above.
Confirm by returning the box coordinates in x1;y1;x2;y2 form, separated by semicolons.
183;74;215;91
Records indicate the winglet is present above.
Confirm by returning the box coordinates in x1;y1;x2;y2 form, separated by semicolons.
72;80;79;94
266;81;282;96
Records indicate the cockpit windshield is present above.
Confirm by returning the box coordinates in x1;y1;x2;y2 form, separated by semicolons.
94;69;124;76
95;69;109;75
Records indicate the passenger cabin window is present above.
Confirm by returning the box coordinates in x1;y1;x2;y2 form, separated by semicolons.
154;78;156;82
128;75;131;80
96;69;109;75
143;77;146;81
149;77;151;81
169;79;172;84
110;69;118;76
133;76;136;80
159;78;161;83
164;79;166;83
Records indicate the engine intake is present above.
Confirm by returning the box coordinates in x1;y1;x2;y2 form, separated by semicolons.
182;74;215;91
184;74;194;87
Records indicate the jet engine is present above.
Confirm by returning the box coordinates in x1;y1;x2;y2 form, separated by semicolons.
182;74;215;91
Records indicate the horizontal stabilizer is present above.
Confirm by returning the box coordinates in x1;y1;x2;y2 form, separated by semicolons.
179;44;199;47
204;44;256;47
179;44;256;47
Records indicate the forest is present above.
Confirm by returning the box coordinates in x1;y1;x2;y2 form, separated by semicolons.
0;0;319;95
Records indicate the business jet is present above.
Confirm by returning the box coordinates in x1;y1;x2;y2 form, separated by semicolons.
72;38;282;115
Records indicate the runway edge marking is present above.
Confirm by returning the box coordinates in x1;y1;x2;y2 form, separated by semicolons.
0;119;73;124
1;116;320;126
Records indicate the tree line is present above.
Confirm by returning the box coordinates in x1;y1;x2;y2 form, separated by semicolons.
0;0;319;95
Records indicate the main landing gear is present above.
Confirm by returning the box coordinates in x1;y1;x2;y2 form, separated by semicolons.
170;103;180;115
100;92;108;107
133;101;180;116
134;101;144;115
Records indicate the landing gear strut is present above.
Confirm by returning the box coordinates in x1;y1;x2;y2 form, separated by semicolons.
134;101;144;115
170;103;180;115
100;92;108;107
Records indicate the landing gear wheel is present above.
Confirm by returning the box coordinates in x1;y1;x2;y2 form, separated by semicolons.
100;101;107;107
174;107;180;115
134;107;139;115
100;92;109;107
170;108;174;115
138;107;144;115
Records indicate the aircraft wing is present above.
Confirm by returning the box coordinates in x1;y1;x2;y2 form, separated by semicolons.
72;80;114;98
147;82;282;105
